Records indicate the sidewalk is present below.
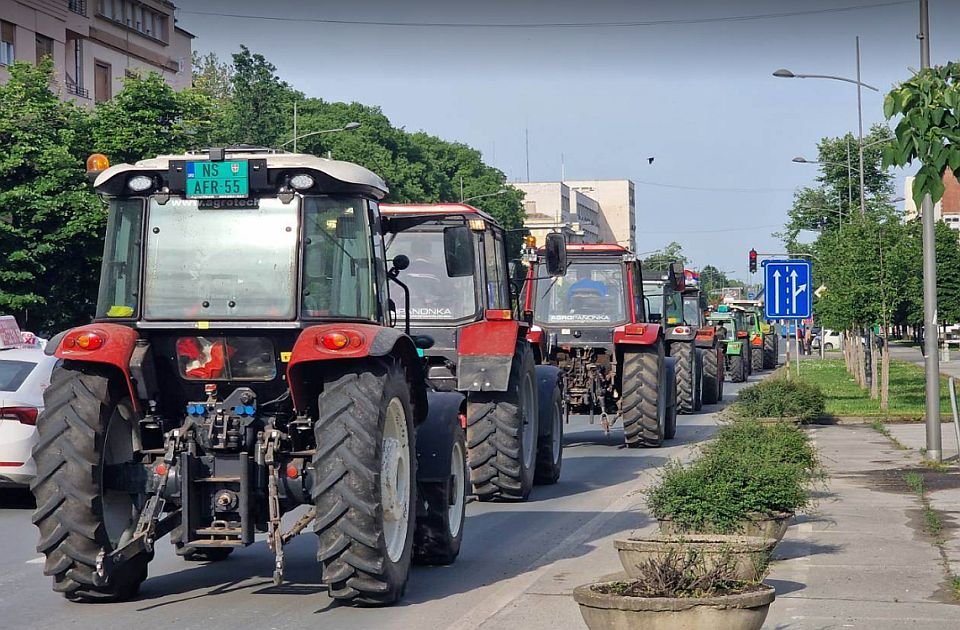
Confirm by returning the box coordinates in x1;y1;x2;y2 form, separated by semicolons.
762;424;960;629
889;342;960;381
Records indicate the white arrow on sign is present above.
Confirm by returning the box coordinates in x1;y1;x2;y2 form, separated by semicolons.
773;269;782;314
790;269;807;314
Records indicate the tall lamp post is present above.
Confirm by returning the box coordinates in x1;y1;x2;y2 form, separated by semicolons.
280;122;362;152
463;189;509;204
774;37;878;217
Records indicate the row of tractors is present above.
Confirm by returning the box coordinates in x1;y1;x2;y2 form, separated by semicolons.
27;148;776;607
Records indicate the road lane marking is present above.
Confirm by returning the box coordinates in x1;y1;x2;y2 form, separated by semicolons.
26;557;45;564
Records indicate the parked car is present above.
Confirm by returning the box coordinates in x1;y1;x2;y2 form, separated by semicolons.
812;329;842;351
0;347;57;488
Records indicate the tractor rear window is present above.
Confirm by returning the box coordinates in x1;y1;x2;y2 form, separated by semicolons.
385;230;478;321
142;198;299;320
176;337;276;380
535;262;626;325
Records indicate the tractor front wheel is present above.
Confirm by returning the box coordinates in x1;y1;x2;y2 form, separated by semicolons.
414;430;466;566
751;345;764;372
466;346;539;501
313;358;416;605
701;348;721;405
671;342;696;415
621;341;666;448
534;372;563;485
31;363;151;602
729;353;747;383
763;333;778;369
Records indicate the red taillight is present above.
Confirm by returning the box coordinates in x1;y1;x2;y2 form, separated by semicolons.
485;309;513;321
0;407;39;426
64;330;105;351
154;462;168;477
286;465;300;479
673;326;689;335
318;331;364;351
737;331;748;339
623;324;647;336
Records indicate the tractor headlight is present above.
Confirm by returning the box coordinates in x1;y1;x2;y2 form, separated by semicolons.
127;175;154;193
289;174;315;190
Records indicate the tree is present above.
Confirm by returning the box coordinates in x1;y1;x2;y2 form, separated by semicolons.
192;51;233;101
91;72;218;163
883;62;960;207
225;46;299;146
0;61;103;333
643;242;688;271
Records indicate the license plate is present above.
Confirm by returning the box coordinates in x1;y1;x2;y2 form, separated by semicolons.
185;160;249;199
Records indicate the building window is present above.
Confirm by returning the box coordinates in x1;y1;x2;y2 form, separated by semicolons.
69;0;88;16
99;1;168;41
35;35;53;63
95;60;112;102
0;21;15;66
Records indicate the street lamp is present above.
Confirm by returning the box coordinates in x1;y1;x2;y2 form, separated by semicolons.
463;189;508;203
774;37;878;217
280;122;361;151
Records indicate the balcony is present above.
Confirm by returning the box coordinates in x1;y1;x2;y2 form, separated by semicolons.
68;0;87;17
66;81;89;99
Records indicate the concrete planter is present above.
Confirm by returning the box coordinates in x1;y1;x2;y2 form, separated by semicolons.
658;511;793;543
615;535;775;582
573;581;775;630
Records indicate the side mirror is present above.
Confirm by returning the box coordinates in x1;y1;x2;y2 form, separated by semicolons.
391;254;410;272
413;334;435;350
671;262;685;290
443;225;475;278
544;232;567;277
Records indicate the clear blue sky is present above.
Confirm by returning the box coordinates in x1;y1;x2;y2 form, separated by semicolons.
176;0;960;281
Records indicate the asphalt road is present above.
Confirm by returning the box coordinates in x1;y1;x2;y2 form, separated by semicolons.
0;376;759;630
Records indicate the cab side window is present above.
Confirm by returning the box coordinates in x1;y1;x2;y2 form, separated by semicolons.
484;232;505;309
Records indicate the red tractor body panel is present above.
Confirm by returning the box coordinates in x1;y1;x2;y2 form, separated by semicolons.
458;319;520;356
54;323;141;410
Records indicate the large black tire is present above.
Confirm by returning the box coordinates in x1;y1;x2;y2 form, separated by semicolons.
466;346;538;501
413;429;466;566
534;372;563;485
701;348;720;405
751;345;764;372
729;353;746;383
763;333;778;369
693;350;704;412
671;342;696;415
313;358;417;605
621;341;666;448
31;363;151;602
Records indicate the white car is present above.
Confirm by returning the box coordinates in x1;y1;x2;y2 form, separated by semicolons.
813;329;843;351
0;347;57;488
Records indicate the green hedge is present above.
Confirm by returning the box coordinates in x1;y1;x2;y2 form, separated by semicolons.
734;377;825;421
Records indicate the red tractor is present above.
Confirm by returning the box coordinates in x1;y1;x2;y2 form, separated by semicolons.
682;285;724;405
30;148;466;605
381;204;566;500
523;243;676;447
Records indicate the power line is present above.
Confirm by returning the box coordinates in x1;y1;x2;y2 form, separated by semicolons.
179;1;912;29
643;224;784;234
633;179;795;193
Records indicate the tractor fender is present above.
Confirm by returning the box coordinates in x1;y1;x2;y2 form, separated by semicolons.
456;319;521;392
725;341;744;356
288;324;428;422
694;326;719;349
415;391;465;483
612;323;662;346
534;364;563;438
52;324;142;411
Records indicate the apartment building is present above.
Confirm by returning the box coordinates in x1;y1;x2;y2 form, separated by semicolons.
0;0;192;103
515;179;635;249
905;171;960;233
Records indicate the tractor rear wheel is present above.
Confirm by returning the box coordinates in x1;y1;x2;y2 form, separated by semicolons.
693;349;704;411
751;345;764;372
534;375;563;485
466;346;538;501
621;341;666;448
763;333;778;369
413;429;466;566
671;342;696;415
313;358;416;605
701;348;720;405
729;354;747;383
31;363;151;602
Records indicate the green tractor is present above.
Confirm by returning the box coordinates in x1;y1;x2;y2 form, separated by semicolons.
705;306;751;383
728;301;778;371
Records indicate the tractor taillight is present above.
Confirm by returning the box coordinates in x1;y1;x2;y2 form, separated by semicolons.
485;309;513;321
318;331;364;351
737;331;748;338
64;330;105;351
673;326;689;335
0;407;38;426
623;324;647;336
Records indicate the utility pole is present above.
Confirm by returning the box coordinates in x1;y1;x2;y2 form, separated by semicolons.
293;101;298;153
525;127;530;182
856;36;866;217
919;0;942;461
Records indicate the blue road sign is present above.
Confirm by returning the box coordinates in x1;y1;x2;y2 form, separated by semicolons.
764;259;812;320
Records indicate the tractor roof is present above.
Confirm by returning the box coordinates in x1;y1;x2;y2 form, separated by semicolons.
566;243;631;254
380;203;498;224
93;148;389;200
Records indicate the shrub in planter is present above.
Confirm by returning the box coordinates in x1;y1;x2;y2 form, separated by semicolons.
734;377;825;421
705;419;822;479
615;535;775;582
574;548;775;630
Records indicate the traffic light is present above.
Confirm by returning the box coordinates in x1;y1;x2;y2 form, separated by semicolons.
749;248;758;274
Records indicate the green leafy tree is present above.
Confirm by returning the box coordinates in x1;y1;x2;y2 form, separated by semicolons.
643;242;688;271
883;62;960;207
91;72;218;163
0;61;102;332
225;46;299;146
192;51;233;101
